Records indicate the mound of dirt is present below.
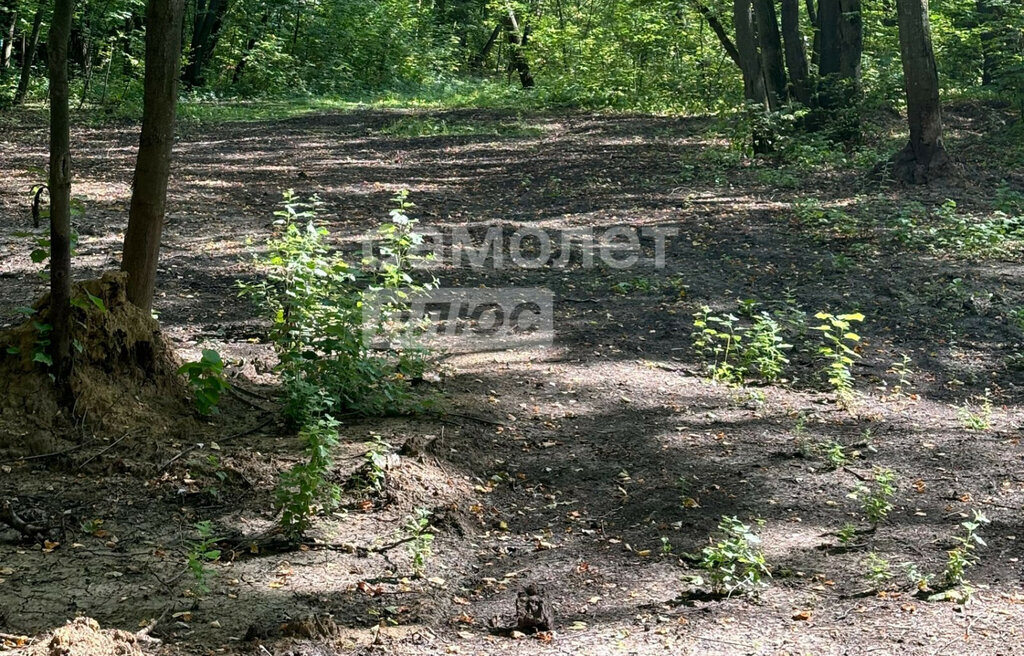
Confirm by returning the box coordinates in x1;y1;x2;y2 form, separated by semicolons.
17;617;142;656
0;271;192;456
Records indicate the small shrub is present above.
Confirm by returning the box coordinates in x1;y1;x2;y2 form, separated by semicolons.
240;190;435;423
812;311;865;403
957;389;993;431
186;520;222;593
275;416;342;540
864;552;892;587
178;349;231;416
696;516;771;597
848;467;896;524
404;508;435;575
943;510;989;588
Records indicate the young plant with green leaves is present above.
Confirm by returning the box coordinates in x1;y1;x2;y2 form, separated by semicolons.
695;516;771;598
178;349;231;416
812;311;865;403
404;508;435;575
275;416;343;540
240;190;435;423
186;520;222;593
849;467;897;525
943;510;989;588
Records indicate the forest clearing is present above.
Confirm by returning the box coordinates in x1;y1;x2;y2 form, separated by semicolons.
1;0;1024;654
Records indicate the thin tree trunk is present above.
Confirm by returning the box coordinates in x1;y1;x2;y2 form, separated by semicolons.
471;22;501;70
121;0;184;311
232;10;268;84
14;6;45;104
754;0;787;109
503;10;533;88
691;0;741;68
48;0;74;403
891;0;948;183
182;0;226;87
781;0;811;105
1;2;16;72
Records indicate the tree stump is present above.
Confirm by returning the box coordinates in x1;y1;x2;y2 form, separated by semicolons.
516;584;554;633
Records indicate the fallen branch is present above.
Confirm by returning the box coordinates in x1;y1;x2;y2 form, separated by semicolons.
0;500;47;538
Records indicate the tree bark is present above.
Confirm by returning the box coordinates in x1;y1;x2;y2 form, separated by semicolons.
503;10;533;88
691;0;741;68
891;0;948;184
121;0;184;311
733;0;766;107
471;22;502;70
1;1;15;72
48;0;74;402
14;6;44;105
780;0;811;105
753;0;787;109
814;0;862;138
182;0;227;87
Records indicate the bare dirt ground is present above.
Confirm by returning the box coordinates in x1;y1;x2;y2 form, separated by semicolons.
1;104;1024;655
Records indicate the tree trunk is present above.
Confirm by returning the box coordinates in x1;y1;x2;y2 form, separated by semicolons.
471;22;502;70
182;0;227;87
891;0;948;184
48;0;74;403
976;0;1001;86
121;0;184;311
232;10;269;84
734;0;772;153
814;0;862;138
503;10;533;88
733;0;766;107
754;0;787;109
780;0;811;105
1;1;16;72
14;6;45;105
691;0;741;68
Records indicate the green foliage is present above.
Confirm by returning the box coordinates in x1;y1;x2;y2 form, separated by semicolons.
957;389;993;431
275;416;343;540
178;349;231;416
186;520;222;593
822;441;849;470
849;467;897;525
696;516;771;598
403;507;434;575
837;523;857;545
692;306;791;384
943;510;989;588
239;190;434;423
864;552;892;587
812;311;865;404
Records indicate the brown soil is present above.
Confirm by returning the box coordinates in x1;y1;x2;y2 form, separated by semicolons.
1;103;1023;655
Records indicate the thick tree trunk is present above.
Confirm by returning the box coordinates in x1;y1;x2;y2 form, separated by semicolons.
733;0;766;106
121;0;184;311
781;0;811;105
48;0;74;402
503;10;533;88
892;0;948;184
754;0;787;109
734;0;772;153
691;0;741;68
182;0;227;87
814;0;862;138
14;6;44;105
